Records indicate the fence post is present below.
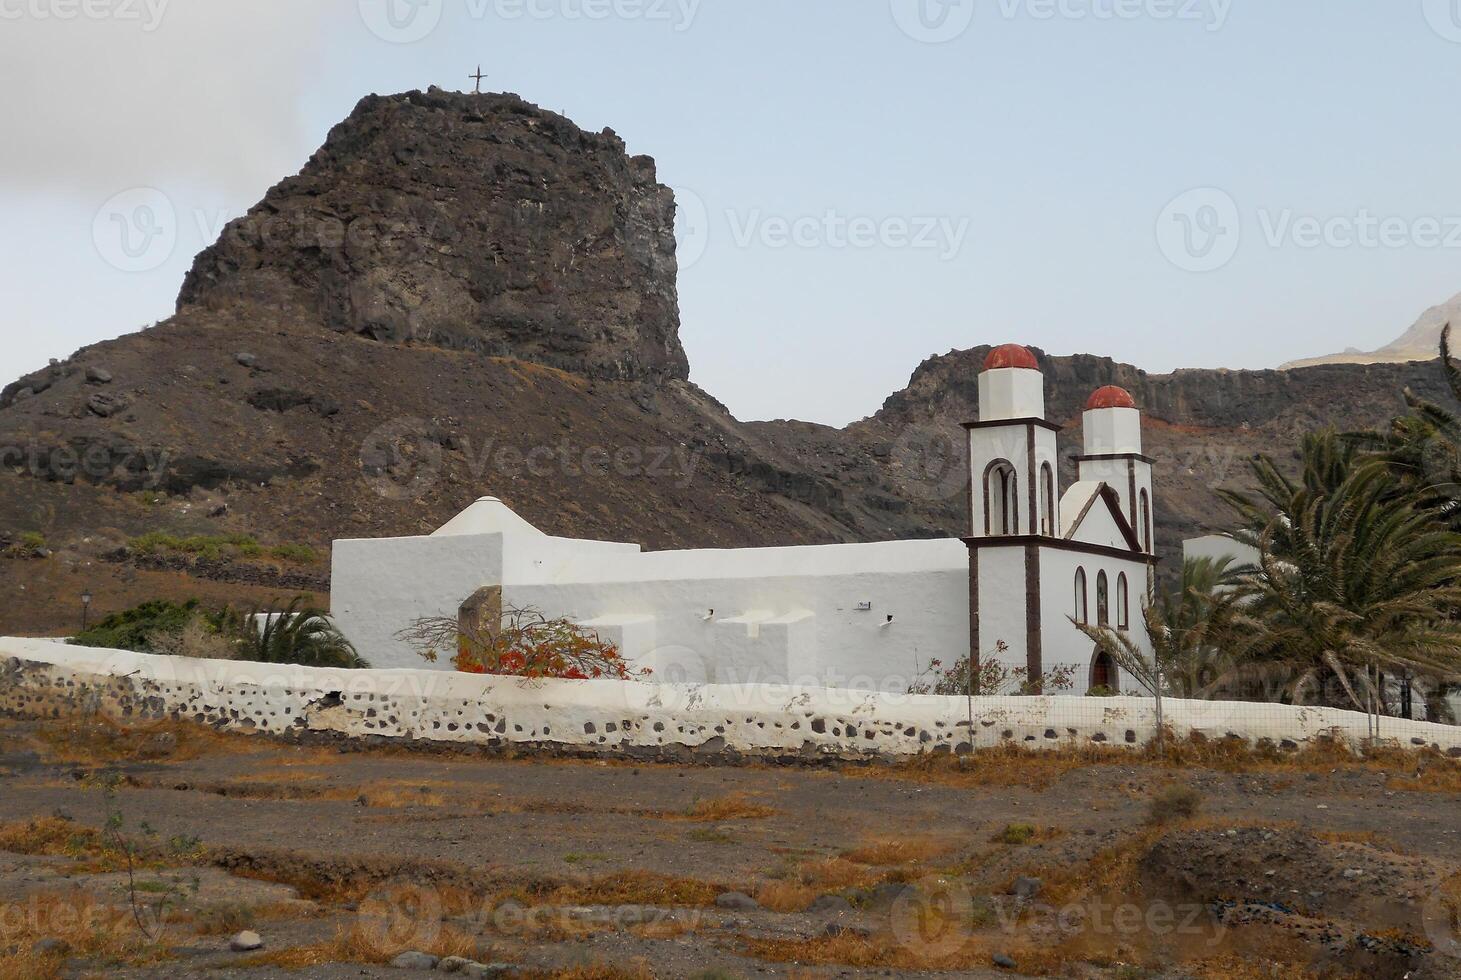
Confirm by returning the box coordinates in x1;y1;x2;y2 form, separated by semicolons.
1153;661;1164;756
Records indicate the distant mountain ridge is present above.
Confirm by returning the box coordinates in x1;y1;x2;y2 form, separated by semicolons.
1281;291;1461;370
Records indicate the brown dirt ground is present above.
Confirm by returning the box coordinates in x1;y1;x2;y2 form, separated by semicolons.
0;715;1458;979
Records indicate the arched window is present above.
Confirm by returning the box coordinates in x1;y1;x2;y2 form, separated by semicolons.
1140;490;1152;553
1117;573;1129;630
984;460;1019;536
1096;571;1110;626
1074;568;1088;624
1041;463;1056;536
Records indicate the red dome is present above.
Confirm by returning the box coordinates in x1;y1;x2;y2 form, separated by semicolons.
1086;386;1137;410
983;344;1040;371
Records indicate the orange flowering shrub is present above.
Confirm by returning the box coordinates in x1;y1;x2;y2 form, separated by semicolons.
399;605;651;681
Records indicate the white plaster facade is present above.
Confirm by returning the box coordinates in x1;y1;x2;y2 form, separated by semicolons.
331;345;1155;695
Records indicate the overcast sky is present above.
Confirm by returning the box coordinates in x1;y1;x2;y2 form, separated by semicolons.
4;2;1461;425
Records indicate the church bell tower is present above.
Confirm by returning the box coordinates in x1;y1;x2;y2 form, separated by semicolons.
966;345;1062;539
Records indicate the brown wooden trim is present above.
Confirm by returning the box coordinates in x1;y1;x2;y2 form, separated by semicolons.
1127;459;1138;529
1026;425;1038;536
1024;544;1042;685
963;417;1062;433
963;534;1160;566
968;548;980;684
1077;452;1156;465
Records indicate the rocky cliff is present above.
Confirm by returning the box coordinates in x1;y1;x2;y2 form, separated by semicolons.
177;89;688;383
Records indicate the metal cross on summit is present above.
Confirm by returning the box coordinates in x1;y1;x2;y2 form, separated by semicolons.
469;66;487;94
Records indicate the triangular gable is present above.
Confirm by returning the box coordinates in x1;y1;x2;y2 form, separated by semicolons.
1061;483;1142;553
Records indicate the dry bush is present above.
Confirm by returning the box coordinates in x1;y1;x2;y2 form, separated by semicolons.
841;836;954;866
146;614;240;660
753;880;819;913
1147;784;1203;825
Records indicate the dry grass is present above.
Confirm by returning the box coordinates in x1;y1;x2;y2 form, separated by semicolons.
541;870;722;908
0;817;133;872
28;716;248;766
841;836;955;866
857;736;1461;795
524;962;656;980
0;890;172;980
240;919;478;969
675;794;776;821
736;929;1069;974
753;880;819;913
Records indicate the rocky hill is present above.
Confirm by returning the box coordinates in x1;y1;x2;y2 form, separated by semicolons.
1;88;1453;634
1281;290;1461;370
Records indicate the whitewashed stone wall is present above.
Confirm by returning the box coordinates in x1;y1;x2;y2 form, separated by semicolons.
3;638;1458;760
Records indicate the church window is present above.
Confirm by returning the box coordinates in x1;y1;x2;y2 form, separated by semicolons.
1041;463;1056;536
1140;490;1151;552
1074;568;1088;624
984;460;1019;535
1117;573;1130;630
1096;571;1109;626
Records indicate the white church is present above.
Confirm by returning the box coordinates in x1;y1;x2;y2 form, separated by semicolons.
331;345;1156;695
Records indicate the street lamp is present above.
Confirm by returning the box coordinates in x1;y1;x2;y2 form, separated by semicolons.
80;591;93;632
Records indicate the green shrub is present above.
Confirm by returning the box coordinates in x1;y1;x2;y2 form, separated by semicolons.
994;823;1036;846
268;543;318;564
71;600;202;652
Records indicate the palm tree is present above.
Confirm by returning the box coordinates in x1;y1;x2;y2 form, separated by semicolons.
1078;556;1241;698
1219;444;1461;711
230;597;368;669
1350;324;1461;529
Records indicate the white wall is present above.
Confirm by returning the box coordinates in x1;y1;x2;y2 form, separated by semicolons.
331;533;506;670
333;527;972;692
5;638;1457;759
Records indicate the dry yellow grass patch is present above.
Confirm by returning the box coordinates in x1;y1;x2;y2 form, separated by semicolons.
28;716;248;766
753;880;819;913
240;920;478;969
841;836;955;866
0;817;139;872
676;794;776;821
535;870;721;908
627;918;698;940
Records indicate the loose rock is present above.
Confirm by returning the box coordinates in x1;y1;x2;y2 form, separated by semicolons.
389;951;439;970
86;366;113;384
715;891;759;910
228;930;263;952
